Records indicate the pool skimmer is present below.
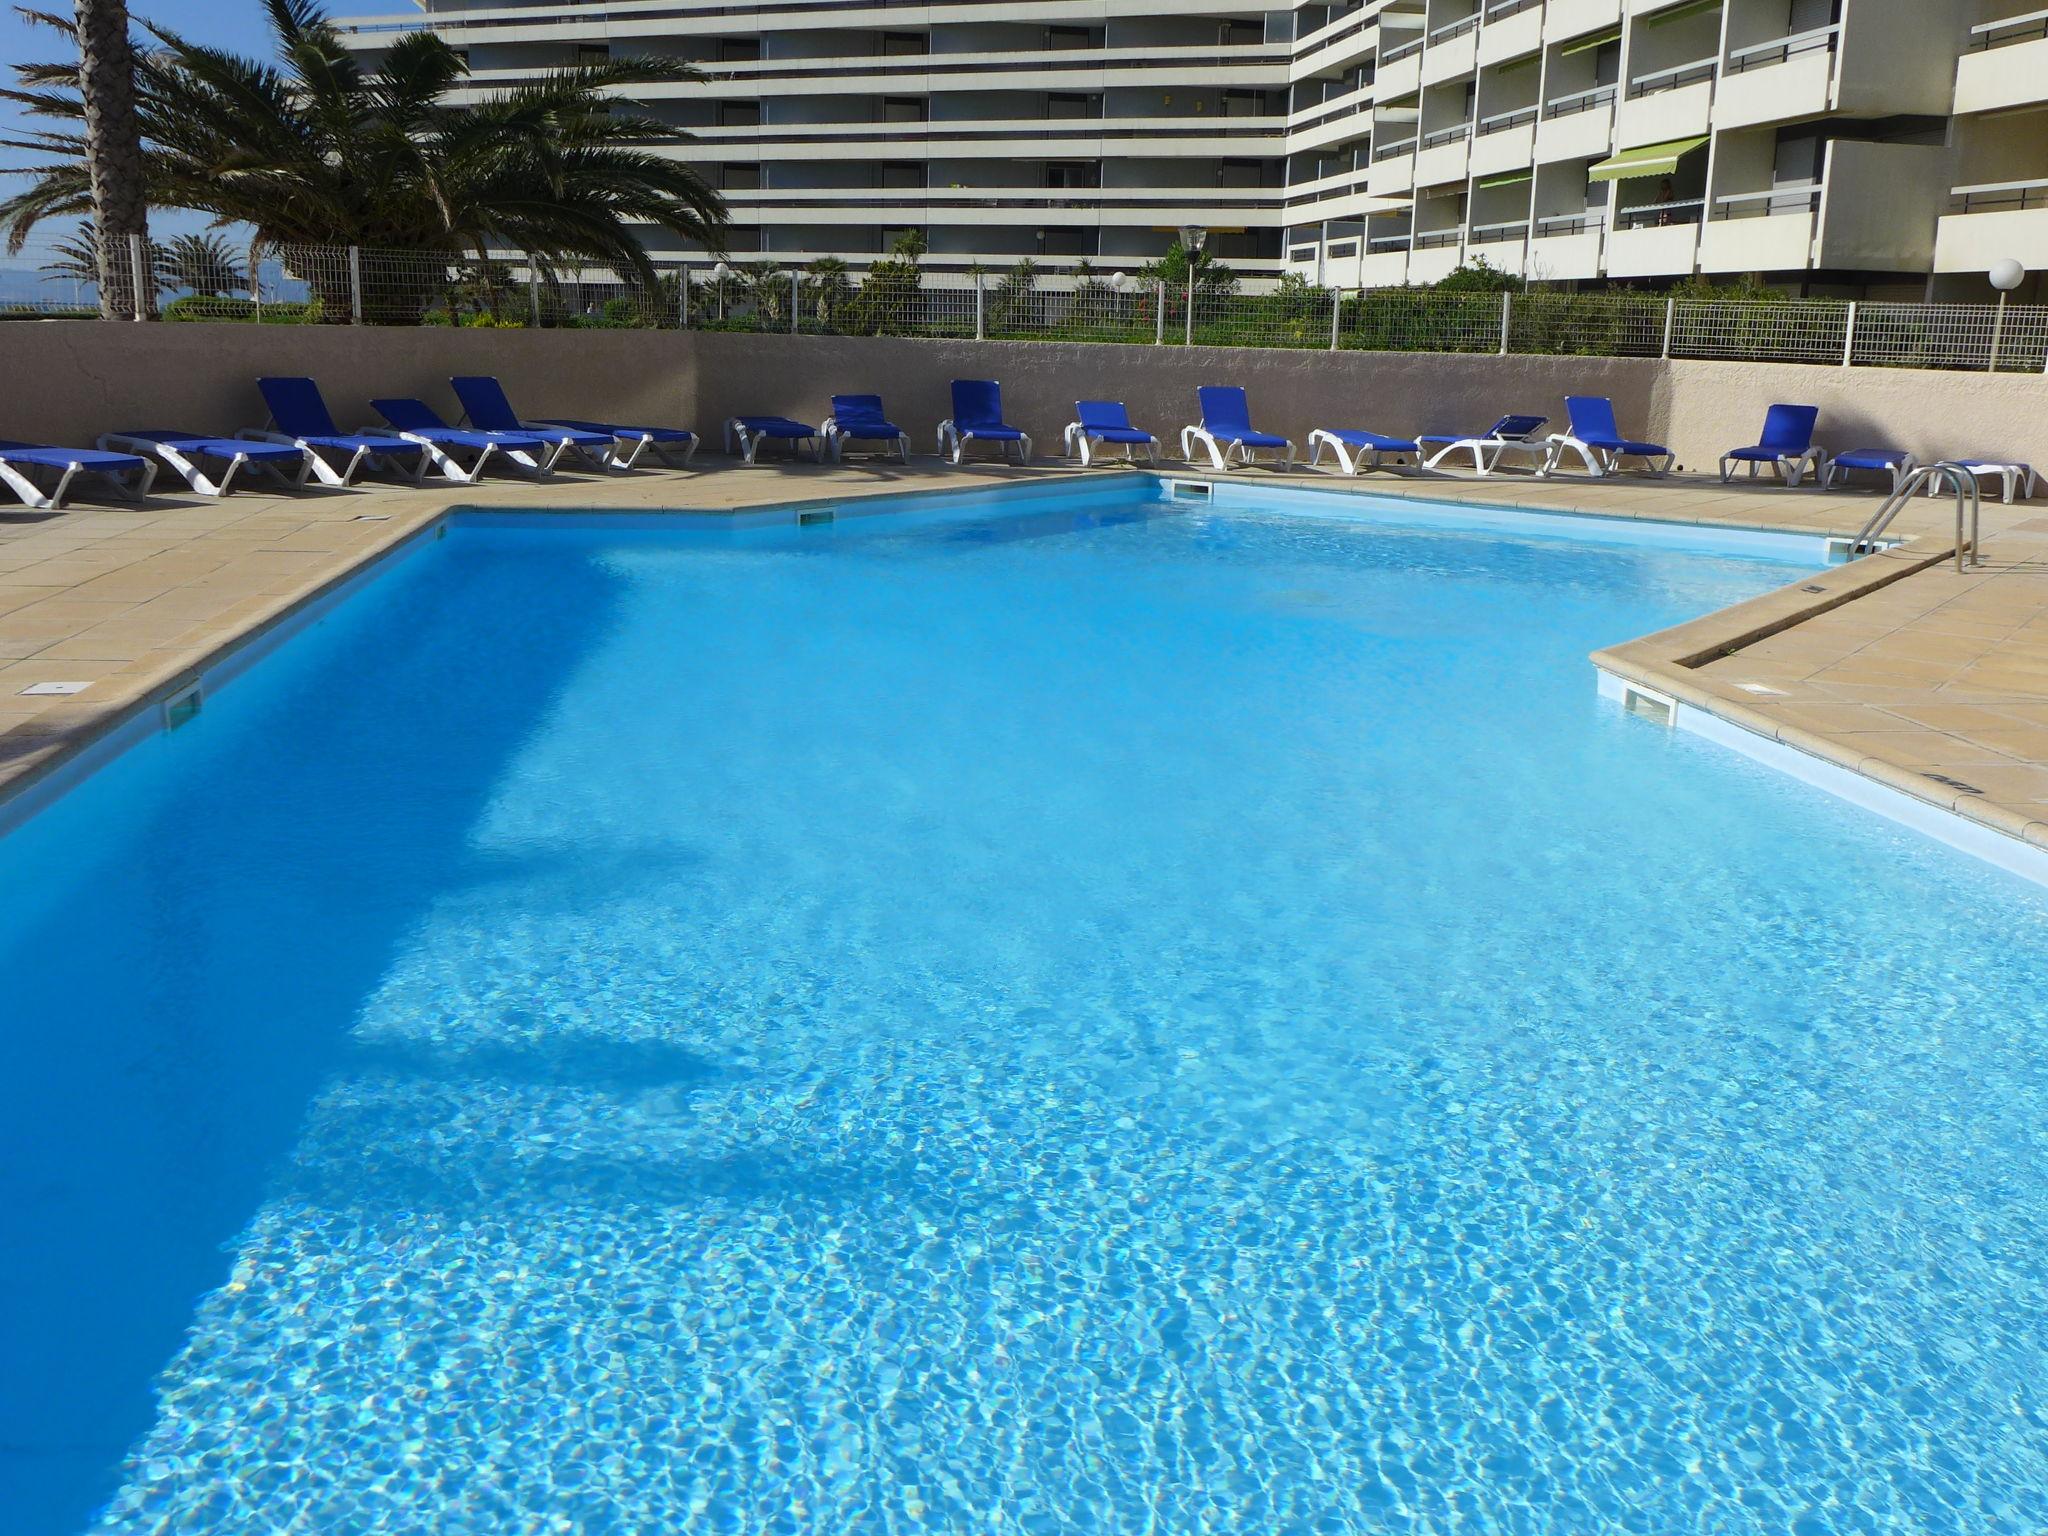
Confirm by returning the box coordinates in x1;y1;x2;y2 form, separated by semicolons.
162;682;203;731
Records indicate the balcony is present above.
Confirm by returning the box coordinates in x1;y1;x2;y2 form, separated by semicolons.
1471;105;1537;177
1478;0;1544;68
1699;186;1817;272
1421;17;1480;85
1934;178;2048;272
1606;203;1701;278
1408;234;1465;281
1366;135;1419;194
1615;58;1714;148
1528;215;1604;279
1954;10;2048;115
1534;85;1614;163
1712;25;1837;129
1467;219;1530;273
1374;37;1425;99
1360;239;1413;285
1542;0;1622;44
1413;123;1473;186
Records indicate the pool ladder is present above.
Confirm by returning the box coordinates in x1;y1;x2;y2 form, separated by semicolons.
1847;461;1982;574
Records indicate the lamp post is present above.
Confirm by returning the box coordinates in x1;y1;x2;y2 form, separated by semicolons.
1988;257;2024;373
711;260;730;323
1178;223;1206;346
1109;268;1129;327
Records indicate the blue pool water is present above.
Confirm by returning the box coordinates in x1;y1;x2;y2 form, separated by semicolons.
4;480;2047;1534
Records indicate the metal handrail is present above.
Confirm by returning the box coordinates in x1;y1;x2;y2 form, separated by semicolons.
1848;462;1982;572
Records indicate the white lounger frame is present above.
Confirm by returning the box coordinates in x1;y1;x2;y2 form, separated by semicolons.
1179;426;1294;472
936;421;1031;465
1061;422;1160;467
822;417;911;463
1423;435;1552;476
362;428;559;485
1306;431;1411;476
1937;461;2038;504
0;451;158;510
459;416;616;474
725;418;824;465
98;433;314;498
1542;435;1675;479
1718;446;1829;488
236;427;430;488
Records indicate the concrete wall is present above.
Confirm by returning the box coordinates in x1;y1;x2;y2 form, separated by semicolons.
3;320;2043;478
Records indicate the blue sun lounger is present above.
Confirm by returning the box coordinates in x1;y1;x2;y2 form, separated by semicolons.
0;440;157;509
938;380;1031;465
724;416;823;464
533;419;697;469
1720;404;1825;487
1418;414;1550;475
1182;386;1293;471
450;377;619;473
242;377;428;487
1823;448;1918;494
1307;427;1419;476
1063;400;1159;466
1545;396;1674;478
821;395;911;462
97;430;313;497
368;398;556;483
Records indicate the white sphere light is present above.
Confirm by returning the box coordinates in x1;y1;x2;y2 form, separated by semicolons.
1109;271;1130;291
1989;258;2025;293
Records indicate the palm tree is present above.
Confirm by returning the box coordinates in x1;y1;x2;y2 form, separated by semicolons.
1;0;726;319
68;0;152;318
156;230;245;296
801;255;851;329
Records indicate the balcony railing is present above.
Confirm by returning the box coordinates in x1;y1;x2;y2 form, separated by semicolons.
1484;0;1542;18
1367;232;1414;249
1543;83;1616;118
1616;198;1705;230
1469;219;1529;243
1711;184;1820;220
1724;22;1839;74
1420;121;1473;148
1476;104;1539;135
1380;33;1425;63
1534;211;1605;236
1428;13;1481;44
1371;134;1420;161
1948;177;2048;213
1969;7;2048;50
1412;229;1462;250
1627;57;1717;98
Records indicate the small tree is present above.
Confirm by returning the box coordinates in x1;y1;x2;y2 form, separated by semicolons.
988;256;1037;333
1430;257;1519;294
801;255;851;330
156;231;247;296
849;229;927;335
741;258;790;328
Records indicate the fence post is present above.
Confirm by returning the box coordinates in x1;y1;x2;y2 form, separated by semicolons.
528;261;541;327
1988;291;2007;374
1328;288;1341;352
1841;300;1856;367
1154;280;1165;345
1499;291;1511;356
790;269;800;334
250;246;262;325
1660;297;1675;359
677;266;689;328
127;232;148;322
975;272;985;341
348;246;364;325
1184;269;1196;347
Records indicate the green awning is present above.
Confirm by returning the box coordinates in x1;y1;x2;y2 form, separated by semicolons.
1588;135;1708;183
1559;25;1621;56
1477;170;1533;189
1495;50;1540;74
1641;0;1721;23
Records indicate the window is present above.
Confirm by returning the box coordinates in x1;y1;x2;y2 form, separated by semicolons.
1217;18;1263;45
718;38;760;62
879;31;922;55
877;162;925;189
718;101;761;127
880;97;926;122
1046;93;1098;119
576;43;609;64
1045;161;1101;189
1045;25;1093;49
1221;89;1265;118
719;164;761;191
1038;228;1095;256
1219;158;1272;188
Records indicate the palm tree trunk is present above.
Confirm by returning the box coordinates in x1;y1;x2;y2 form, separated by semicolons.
73;0;151;320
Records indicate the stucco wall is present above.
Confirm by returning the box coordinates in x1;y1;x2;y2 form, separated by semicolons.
0;321;698;448
3;320;2041;478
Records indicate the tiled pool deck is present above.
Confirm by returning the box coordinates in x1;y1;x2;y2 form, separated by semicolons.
2;455;2044;858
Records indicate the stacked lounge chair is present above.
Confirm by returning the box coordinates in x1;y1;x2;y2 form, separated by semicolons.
0;441;157;509
1719;404;1826;487
1824;448;1918;494
451;377;621;473
368;398;557;482
1063;401;1160;466
821;395;911;462
1418;414;1550;475
97;430;314;497
1545;397;1675;478
1944;459;2038;505
247;376;428;487
1181;387;1293;471
725;416;823;464
938;380;1031;465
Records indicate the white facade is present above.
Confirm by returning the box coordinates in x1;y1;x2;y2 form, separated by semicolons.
332;0;2044;295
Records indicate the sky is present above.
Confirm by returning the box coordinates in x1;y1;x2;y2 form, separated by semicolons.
0;0;280;249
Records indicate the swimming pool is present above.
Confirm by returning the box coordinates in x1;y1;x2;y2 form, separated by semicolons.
5;479;2047;1533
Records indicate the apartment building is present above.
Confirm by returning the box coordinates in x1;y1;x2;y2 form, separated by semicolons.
332;0;2045;296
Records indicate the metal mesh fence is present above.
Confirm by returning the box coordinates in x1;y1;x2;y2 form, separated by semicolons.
6;238;2047;375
